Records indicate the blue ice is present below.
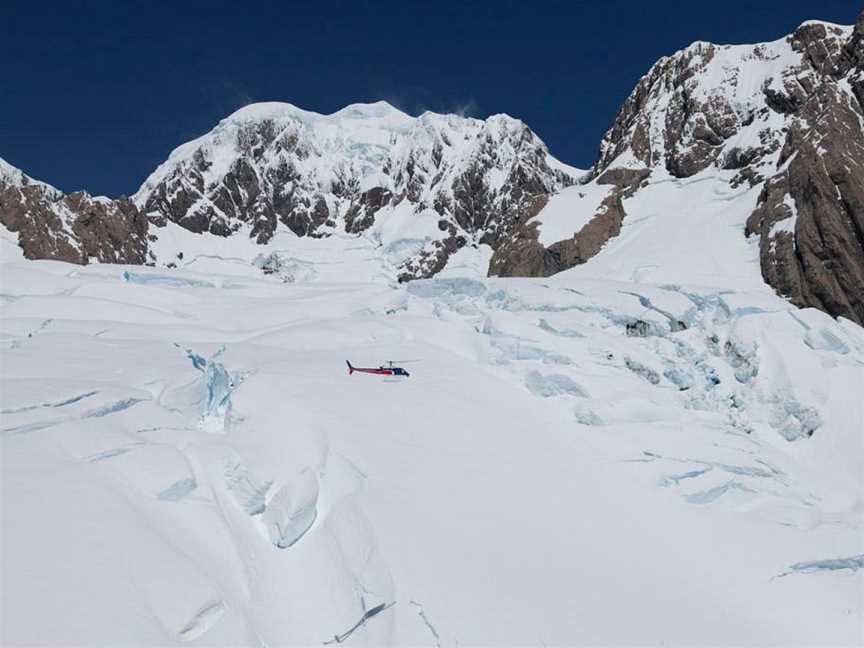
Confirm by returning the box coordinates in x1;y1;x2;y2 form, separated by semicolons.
122;271;213;288
158;478;198;502
525;371;588;398
82;398;145;418
408;277;487;299
786;555;864;575
685;480;755;504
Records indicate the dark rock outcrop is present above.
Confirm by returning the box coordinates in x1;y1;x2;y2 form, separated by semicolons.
744;18;864;325
489;169;647;277
593;41;770;179
0;168;148;264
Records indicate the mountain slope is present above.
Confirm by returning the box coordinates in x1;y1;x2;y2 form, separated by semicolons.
133;102;582;280
493;15;864;325
0;157;148;265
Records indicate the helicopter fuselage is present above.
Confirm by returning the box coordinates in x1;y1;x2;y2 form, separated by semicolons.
346;361;410;377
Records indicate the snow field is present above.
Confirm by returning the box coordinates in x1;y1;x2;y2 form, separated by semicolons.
1;258;861;645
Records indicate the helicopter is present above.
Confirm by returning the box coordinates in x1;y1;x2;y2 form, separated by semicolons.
346;360;411;377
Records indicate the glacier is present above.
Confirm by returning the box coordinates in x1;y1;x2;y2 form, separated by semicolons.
1;251;861;646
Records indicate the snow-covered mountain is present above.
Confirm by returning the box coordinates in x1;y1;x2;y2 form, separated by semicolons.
1;13;863;328
133;101;582;280
498;16;864;325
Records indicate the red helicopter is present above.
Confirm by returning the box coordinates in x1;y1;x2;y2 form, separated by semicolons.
346;360;411;377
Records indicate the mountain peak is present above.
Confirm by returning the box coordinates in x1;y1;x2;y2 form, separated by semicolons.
221;101;319;125
333;100;410;120
796;18;854;33
0;156;26;185
220;100;413;127
0;156;61;197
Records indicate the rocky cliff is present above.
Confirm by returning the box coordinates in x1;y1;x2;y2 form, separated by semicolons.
0;158;148;264
745;17;864;325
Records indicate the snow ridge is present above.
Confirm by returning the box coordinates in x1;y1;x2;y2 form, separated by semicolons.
0;156;62;199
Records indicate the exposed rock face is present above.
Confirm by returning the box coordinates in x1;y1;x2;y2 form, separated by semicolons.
591;34;797;181
492;14;864;325
0;160;148;264
489;169;647;277
744;18;864;325
133;102;580;280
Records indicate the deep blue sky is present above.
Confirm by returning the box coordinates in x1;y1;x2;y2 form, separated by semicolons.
1;0;860;196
